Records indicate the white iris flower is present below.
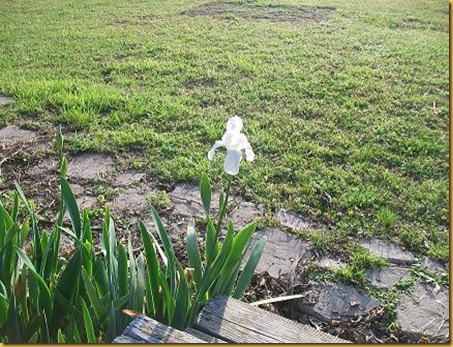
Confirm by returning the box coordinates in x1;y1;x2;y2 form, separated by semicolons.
208;116;255;176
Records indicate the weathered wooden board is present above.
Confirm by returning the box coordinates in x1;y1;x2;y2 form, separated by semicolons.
113;335;145;343
193;295;350;343
195;311;281;343
113;315;206;343
185;327;227;343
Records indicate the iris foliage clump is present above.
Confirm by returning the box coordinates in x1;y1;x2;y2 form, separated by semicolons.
0;125;266;342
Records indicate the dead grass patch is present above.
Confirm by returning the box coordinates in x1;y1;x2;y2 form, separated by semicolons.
182;2;335;25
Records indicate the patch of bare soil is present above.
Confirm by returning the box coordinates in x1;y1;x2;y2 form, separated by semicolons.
182;2;335;24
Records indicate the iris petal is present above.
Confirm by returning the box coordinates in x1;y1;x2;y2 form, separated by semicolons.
224;150;242;176
245;145;255;162
207;140;225;160
226;116;243;133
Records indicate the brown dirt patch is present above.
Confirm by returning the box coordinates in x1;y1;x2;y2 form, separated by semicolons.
182;2;335;25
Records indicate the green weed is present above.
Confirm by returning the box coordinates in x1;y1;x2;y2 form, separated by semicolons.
376;208;397;229
147;190;172;210
335;244;388;285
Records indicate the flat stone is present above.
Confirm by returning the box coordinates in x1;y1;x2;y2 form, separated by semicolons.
78;195;98;210
109;184;155;216
297;282;380;323
71;184;98;210
29;158;59;176
170;183;220;218
246;228;312;278
0;95;14;106
422;258;448;275
397;283;449;340
62;184;97;222
70;183;85;196
314;257;347;270
359;237;415;265
229;201;265;230
367;266;411;290
113;171;146;187
69;184;98;210
0;125;38;147
67;153;114;180
276;209;314;231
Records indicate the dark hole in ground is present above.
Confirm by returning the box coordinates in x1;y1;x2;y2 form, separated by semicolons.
182;2;336;24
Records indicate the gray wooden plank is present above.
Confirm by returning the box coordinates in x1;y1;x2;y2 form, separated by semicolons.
194;312;280;343
194;295;350;343
113;335;144;343
185;327;227;343
118;315;207;343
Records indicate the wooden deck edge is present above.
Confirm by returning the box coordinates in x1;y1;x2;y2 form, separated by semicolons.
196;295;350;343
113;315;207;343
185;327;227;343
114;296;351;343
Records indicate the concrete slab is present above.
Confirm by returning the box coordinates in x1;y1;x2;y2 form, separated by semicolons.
359;238;415;265
67;153;114;180
229;201;265;230
367;266;411;290
297;282;380;323
246;228;312;278
397;283;449;340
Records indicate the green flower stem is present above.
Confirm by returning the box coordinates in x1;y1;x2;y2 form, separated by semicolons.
215;175;233;235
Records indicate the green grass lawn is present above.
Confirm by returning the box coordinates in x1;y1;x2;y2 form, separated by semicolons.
0;0;449;261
